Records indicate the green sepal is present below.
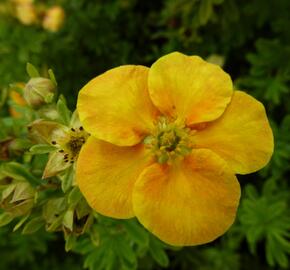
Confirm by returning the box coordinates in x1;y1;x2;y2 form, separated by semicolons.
22;217;45;234
56;96;71;125
1;162;40;186
13;214;30;231
63;209;74;232
26;63;40;78
29;144;56;155
68;186;82;207
89;225;100;246
46;214;64;232
65;234;77;252
60;166;74;193
48;69;58;86
0;212;14;227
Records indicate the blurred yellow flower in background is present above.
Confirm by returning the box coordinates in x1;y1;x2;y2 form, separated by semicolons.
76;52;274;246
10;0;34;4
15;2;37;25
42;6;65;32
9;82;27;118
8;0;65;32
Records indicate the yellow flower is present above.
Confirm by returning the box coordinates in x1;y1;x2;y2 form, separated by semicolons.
76;52;274;246
10;0;34;4
15;3;37;25
29;111;89;179
9;83;27;118
42;6;65;32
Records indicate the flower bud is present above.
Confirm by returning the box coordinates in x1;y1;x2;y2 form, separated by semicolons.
24;77;56;108
0;182;35;217
42;6;65;32
15;3;37;25
206;54;225;67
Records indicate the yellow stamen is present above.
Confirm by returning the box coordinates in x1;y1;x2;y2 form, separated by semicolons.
144;117;193;164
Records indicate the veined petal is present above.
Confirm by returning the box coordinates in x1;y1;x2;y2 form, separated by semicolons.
28;119;68;145
43;151;71;179
194;91;274;174
148;52;233;125
133;149;240;246
77;65;159;146
70;110;82;128
76;136;153;219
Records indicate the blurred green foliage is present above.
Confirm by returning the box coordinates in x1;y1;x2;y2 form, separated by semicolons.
0;0;289;270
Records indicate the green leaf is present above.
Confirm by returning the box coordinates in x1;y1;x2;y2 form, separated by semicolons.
48;69;58;86
103;249;117;270
60;166;74;193
84;247;106;270
63;209;74;231
68;186;82;207
1;162;40;186
65;234;77;252
0;212;14;227
0;87;8;108
9;138;32;151
29;144;56;155
22;217;45;234
89;226;100;246
44;93;55;103
57;96;72;125
198;0;213;25
149;237;169;267
1;184;17;200
10;182;34;203
123;219;149;247
26;63;40;78
115;236;136;266
239;181;290;268
46;215;63;232
13;214;30;231
43;198;67;224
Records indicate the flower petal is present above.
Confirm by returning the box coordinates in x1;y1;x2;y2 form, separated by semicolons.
28;119;68;145
133;149;240;246
76;136;153;219
77;65;159;146
148;52;233;125
43;151;71;179
194;91;274;174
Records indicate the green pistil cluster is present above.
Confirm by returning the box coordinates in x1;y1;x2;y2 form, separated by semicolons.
144;117;194;164
51;126;88;163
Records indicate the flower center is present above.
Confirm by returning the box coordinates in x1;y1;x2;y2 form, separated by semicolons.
52;127;89;164
144;117;194;164
66;135;86;157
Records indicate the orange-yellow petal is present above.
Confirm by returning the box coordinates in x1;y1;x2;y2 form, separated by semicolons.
76;136;153;219
194;91;274;174
148;52;233;125
77;65;159;146
133;149;240;246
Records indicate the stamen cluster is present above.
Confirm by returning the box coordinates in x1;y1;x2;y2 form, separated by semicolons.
144;117;194;164
51;126;88;163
